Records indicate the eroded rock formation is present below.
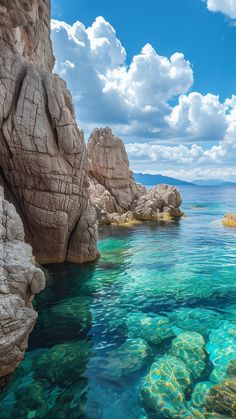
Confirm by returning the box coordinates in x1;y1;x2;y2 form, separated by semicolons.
88;127;183;224
0;187;45;377
0;0;99;264
88;127;145;215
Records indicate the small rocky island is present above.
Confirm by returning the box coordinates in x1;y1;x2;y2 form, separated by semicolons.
88;127;183;225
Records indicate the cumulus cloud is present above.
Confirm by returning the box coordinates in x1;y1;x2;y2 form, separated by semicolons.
166;92;227;142
206;0;236;19
51;17;193;136
51;16;236;180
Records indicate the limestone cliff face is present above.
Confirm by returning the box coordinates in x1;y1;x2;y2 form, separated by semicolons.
0;0;99;264
0;187;45;377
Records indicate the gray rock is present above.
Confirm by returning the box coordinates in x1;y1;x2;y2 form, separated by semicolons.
0;0;99;264
0;187;45;377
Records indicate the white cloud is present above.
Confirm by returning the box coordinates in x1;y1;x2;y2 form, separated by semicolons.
206;0;236;19
166;92;227;142
51;16;236;179
51;17;193;135
154;167;236;182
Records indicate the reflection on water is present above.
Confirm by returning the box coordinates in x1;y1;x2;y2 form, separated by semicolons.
1;186;236;418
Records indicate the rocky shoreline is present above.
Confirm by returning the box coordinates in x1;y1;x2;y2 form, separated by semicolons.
0;0;184;378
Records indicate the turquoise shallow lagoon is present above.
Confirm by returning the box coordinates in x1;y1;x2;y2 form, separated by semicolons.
1;186;236;418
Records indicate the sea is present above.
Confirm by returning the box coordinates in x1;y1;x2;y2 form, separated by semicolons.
1;185;236;418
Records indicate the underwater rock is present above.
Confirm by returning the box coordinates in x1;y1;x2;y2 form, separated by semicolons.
190;381;214;410
30;296;92;347
222;214;236;228
107;338;152;378
141;355;192;418
206;378;236;418
227;359;236;376
126;312;175;346
167;307;223;338
207;322;236;383
45;380;87;419
170;332;206;381
34;340;93;386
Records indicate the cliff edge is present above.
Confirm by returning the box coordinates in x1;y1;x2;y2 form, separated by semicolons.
0;0;99;264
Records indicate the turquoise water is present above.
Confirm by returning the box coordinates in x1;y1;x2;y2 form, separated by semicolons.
1;186;236;418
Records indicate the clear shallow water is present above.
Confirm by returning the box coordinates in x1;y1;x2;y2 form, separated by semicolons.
1;186;236;418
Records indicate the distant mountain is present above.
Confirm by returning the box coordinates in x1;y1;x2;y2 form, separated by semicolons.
134;173;195;186
193;179;236;186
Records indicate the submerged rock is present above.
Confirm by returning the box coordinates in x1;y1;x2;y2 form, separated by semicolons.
222;214;236;228
170;332;206;381
190;381;214;410
227;359;236;376
206;379;236;418
141;355;191;417
30;296;92;347
34;340;93;386
207;322;236;383
167;307;223;338
107;338;152;378
126;312;175;345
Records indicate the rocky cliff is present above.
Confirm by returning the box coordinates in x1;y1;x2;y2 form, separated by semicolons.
88;127;183;224
0;0;99;264
0;187;45;378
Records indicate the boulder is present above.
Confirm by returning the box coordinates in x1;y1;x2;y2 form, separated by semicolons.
0;187;45;377
126;312;175;346
170;332;206;381
223;214;236;228
206;379;236;418
133;184;183;221
141;355;192;417
207;322;236;383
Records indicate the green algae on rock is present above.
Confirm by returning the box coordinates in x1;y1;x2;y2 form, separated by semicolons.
126;312;175;345
206;378;236;418
167;308;223;338
107;338;152;377
141;355;191;417
170;332;206;381
34;340;93;386
190;381;214;410
30;296;92;347
207;322;236;383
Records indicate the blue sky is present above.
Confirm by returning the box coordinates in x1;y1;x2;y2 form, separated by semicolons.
51;0;236;180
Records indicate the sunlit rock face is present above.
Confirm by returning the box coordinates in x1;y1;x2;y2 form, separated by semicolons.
0;0;99;264
88;127;183;224
0;187;45;378
88;127;145;215
223;214;236;227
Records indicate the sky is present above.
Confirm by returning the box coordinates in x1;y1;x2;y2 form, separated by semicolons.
51;0;236;181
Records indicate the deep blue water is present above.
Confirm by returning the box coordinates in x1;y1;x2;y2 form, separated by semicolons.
1;186;236;418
